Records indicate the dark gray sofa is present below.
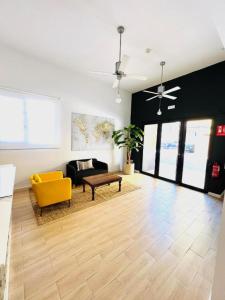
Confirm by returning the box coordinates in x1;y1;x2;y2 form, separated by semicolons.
66;158;108;186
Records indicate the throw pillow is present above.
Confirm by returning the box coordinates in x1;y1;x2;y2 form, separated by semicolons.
77;159;94;171
34;174;42;183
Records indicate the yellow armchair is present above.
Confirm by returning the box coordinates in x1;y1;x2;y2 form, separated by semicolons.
30;171;72;215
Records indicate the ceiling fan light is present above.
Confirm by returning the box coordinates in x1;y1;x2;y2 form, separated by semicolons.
115;95;122;104
157;108;162;115
158;85;165;93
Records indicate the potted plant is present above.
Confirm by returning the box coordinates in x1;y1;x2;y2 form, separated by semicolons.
112;124;144;175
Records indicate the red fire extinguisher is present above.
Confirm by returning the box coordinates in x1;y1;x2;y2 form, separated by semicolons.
212;162;220;178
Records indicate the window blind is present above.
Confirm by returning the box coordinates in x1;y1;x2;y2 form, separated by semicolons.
0;88;60;149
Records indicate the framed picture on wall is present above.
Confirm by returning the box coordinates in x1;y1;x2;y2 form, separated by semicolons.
71;113;114;151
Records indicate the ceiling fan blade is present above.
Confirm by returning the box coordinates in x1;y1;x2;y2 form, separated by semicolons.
145;95;158;101
126;74;147;80
143;90;158;95
119;55;129;72
89;71;113;76
113;79;119;89
163;86;181;95
163;94;177;100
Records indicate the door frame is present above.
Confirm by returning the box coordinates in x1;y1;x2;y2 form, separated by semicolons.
157;120;181;183
179;118;214;192
140;117;214;193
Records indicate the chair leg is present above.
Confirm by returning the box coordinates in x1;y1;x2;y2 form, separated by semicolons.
40;207;43;216
68;199;71;207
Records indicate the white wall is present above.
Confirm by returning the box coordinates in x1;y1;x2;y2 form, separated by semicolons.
0;44;131;188
211;194;225;300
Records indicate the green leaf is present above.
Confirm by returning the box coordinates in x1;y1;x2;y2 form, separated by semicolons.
112;123;144;155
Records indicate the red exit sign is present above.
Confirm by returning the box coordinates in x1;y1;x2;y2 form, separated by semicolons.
216;125;225;136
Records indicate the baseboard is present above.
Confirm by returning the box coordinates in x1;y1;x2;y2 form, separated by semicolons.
110;170;121;174
208;191;224;200
14;186;30;193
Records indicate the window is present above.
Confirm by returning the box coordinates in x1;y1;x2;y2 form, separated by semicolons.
142;124;158;174
0;88;60;149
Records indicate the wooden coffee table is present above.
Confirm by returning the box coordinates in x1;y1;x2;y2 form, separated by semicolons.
82;173;122;200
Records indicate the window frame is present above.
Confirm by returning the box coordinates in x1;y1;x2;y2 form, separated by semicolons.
0;88;61;150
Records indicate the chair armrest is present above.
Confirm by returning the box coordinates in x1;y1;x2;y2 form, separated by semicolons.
93;160;108;171
33;178;72;207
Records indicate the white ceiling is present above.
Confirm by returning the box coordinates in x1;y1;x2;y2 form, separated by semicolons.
0;0;224;92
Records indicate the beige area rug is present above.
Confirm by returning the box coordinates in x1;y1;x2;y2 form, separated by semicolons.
30;181;140;225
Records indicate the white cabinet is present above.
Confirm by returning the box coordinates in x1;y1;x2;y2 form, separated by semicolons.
0;165;16;300
0;165;15;198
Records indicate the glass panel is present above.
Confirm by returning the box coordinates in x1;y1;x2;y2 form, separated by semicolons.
159;122;180;180
26;99;59;146
0;95;24;143
182;119;212;189
0;88;60;149
142;124;158;174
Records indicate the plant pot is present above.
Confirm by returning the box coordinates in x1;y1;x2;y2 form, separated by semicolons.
123;163;135;175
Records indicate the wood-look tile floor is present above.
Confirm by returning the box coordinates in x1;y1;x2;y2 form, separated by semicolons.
9;174;222;300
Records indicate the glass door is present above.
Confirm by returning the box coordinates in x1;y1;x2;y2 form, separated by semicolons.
141;119;212;192
182;119;212;189
159;121;181;181
142;124;158;174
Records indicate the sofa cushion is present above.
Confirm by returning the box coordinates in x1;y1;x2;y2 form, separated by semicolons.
77;159;94;171
68;158;97;172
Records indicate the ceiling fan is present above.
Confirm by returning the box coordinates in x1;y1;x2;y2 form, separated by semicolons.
143;61;181;115
90;26;147;91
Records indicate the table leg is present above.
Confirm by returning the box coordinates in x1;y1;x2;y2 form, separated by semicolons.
83;182;85;192
92;187;95;200
119;180;122;192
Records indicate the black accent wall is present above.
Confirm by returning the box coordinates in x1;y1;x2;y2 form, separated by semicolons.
131;61;225;194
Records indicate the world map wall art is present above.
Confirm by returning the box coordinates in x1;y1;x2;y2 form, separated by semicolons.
71;113;115;150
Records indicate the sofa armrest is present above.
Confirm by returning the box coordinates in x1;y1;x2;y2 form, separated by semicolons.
93;160;108;171
33;178;72;207
66;164;77;180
